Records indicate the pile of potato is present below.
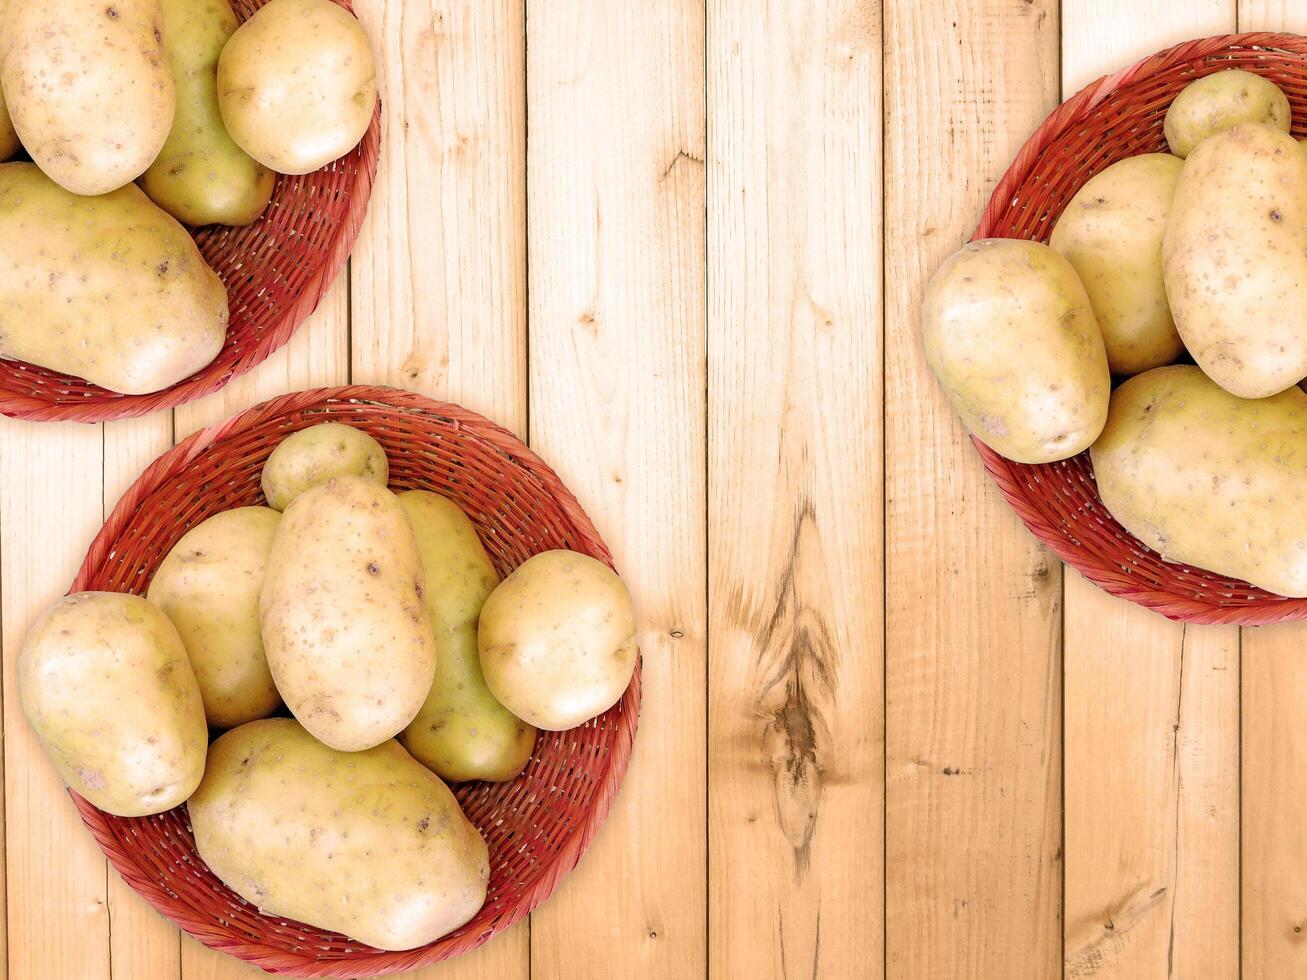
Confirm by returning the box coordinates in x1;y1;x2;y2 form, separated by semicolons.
18;422;638;951
0;0;377;394
923;68;1307;598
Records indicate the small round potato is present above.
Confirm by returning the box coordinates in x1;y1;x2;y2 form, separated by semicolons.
1164;69;1291;158
260;422;388;511
147;506;282;729
0;0;16;162
217;0;377;175
479;550;637;732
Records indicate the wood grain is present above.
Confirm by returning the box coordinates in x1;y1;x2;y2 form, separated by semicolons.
706;1;883;977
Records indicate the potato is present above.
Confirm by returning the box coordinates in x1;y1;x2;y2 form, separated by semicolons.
217;0;376;175
398;491;536;783
147;507;281;729
1092;365;1307;597
1049;153;1184;376
1164;69;1291;159
1163;123;1307;399
0;0;16;162
261;475;435;751
921;239;1110;463
261;422;388;511
479;550;637;732
189;718;488;950
18;592;206;817
141;0;275;226
0;0;174;195
0;163;228;394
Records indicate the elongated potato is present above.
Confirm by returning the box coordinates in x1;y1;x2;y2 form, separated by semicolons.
260;422;388;511
261;476;435;751
190;719;489;950
1049;153;1184;376
0;163;228;394
0;0;16;162
921;238;1110;463
398;491;536;783
1092;365;1307;597
147;507;281;729
1164;70;1291;159
0;0;174;194
19;592;207;817
1163;123;1307;398
142;0;275;226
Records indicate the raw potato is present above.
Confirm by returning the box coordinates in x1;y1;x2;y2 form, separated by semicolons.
921;239;1110;463
261;475;435;751
189;719;489;950
260;422;388;511
0;0;174;195
147;507;282;729
1164;69;1291;158
217;0;377;175
0;0;16;162
398;491;536;783
19;592;207;817
141;0;275;226
0;163;228;394
1049;154;1184;376
1163;123;1307;399
1091;365;1307;597
479;550;637;732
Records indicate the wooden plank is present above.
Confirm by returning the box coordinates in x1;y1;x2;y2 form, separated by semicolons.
525;1;707;977
1059;5;1239;979
883;1;1063;976
706;1;882;977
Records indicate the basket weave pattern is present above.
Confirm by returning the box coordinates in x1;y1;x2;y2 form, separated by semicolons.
0;0;380;423
973;32;1307;625
69;386;641;977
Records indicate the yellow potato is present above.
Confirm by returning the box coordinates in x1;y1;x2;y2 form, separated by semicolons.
18;592;207;817
1092;365;1307;597
398;491;536;783
1163;123;1307;398
147;507;282;729
0;0;174;194
261;476;435;751
0;0;17;161
189;718;489;951
260;422;388;511
1164;69;1291;158
217;0;376;175
1049;153;1184;376
0;163;228;394
479;550;637;732
141;0;275;226
921;238;1110;463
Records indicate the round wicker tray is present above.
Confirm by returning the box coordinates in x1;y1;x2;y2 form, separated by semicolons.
68;386;641;977
0;0;380;423
973;31;1307;625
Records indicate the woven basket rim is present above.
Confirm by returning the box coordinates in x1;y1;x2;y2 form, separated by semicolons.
68;384;642;977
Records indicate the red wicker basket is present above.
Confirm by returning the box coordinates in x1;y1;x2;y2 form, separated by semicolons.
973;31;1307;625
0;0;380;423
67;386;641;977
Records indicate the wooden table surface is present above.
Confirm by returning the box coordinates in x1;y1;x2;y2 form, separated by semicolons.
1;1;1304;977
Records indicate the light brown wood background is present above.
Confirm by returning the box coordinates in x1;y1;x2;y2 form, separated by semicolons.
0;1;1301;977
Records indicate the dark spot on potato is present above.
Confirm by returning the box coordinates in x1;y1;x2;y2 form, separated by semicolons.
367;562;379;575
1271;209;1283;222
106;5;118;17
414;583;424;599
418;816;430;832
157;260;169;277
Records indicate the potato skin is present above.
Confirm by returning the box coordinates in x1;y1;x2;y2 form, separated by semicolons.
0;163;228;394
1049;154;1184;376
217;0;376;175
921;238;1110;463
1091;365;1307;596
189;719;489;950
261;476;435;751
261;422;388;511
147;507;282;729
0;0;174;194
0;0;16;161
398;491;536;783
1163;123;1307;399
1164;70;1291;159
18;592;207;817
141;0;275;226
480;550;637;732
